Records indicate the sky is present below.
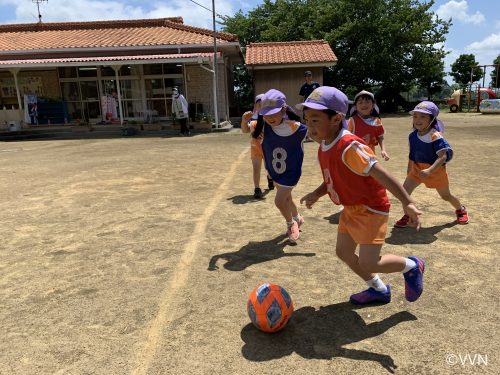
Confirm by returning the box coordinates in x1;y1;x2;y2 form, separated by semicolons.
0;0;498;81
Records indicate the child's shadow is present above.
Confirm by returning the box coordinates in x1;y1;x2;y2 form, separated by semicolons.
325;211;341;224
208;234;315;271
227;189;272;204
241;302;417;374
386;221;457;245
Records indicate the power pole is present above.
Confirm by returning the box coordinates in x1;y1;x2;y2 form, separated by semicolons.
32;0;48;23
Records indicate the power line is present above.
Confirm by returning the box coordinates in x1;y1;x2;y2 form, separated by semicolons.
186;0;227;24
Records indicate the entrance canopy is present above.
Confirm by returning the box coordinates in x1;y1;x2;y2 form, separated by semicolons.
0;52;219;69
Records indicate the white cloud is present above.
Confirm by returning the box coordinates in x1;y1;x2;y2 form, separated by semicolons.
0;0;236;29
436;0;485;25
467;33;500;51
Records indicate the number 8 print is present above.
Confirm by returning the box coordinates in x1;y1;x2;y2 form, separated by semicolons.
272;147;287;174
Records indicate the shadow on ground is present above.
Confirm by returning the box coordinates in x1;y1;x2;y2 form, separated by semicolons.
241;302;417;374
386;221;457;245
208;234;315;271
227;189;273;205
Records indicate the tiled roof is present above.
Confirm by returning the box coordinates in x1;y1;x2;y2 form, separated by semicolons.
0;18;238;52
245;40;337;66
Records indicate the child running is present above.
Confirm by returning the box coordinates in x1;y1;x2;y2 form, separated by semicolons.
259;89;308;242
347;90;389;160
298;86;425;305
241;94;274;199
395;101;469;227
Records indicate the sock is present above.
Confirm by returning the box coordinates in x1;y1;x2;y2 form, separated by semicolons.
402;258;417;273
286;220;294;228
293;214;302;221
366;275;388;293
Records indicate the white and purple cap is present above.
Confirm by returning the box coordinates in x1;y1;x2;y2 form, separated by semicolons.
410;101;445;132
296;86;349;128
254;93;264;103
259;89;287;116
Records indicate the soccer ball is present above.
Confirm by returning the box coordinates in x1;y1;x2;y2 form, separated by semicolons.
247;283;294;333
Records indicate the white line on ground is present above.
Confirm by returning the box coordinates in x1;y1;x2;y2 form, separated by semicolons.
131;147;249;375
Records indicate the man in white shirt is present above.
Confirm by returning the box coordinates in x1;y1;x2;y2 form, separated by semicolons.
172;87;190;136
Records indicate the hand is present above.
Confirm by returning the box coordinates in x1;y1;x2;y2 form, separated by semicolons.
380;150;390;161
403;203;422;230
242;111;253;123
300;192;320;209
418;168;431;179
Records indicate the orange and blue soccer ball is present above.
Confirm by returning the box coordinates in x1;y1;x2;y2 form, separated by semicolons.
247;283;293;333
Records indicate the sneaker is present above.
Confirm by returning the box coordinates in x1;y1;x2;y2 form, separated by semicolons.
456;206;469;224
253;187;263;199
395;214;410;228
267;177;274;190
403;256;425;302
287;221;300;242
349;285;392;305
294;214;305;228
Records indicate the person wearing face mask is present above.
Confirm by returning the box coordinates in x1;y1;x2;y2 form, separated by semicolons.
172;87;190;136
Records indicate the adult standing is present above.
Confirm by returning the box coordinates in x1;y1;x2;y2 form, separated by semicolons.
299;70;320;102
172;87;190;136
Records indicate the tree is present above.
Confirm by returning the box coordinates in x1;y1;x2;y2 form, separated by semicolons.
449;54;483;85
490;55;500;88
223;0;450;110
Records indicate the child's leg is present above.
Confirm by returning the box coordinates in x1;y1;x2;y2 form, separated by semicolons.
251;158;262;188
336;232;374;281
403;177;420;195
274;185;297;222
358;245;406;274
436;186;462;210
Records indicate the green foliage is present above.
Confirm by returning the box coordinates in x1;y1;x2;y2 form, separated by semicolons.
223;0;450;107
490;55;500;88
450;54;483;85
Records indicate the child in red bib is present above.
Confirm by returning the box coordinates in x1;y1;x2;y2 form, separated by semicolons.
347;90;389;160
298;86;425;305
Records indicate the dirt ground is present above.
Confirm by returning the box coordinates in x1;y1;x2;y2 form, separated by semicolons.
0;112;498;375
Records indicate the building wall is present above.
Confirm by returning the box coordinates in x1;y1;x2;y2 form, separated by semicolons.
253;67;324;111
185;63;228;122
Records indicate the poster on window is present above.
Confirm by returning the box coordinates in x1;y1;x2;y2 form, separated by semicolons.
24;95;38;125
0;77;44;98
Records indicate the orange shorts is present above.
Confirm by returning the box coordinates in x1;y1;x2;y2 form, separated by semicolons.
250;138;264;160
338;205;388;245
408;161;449;188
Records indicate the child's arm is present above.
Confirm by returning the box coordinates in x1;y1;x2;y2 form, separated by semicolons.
300;183;327;209
369;163;422;229
240;111;253;133
377;135;390;161
418;150;447;179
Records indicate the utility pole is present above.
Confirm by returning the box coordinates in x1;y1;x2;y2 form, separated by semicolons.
32;0;48;23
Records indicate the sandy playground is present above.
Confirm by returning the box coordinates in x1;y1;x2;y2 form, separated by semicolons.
0;112;498;374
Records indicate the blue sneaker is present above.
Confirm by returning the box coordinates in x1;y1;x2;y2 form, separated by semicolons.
404;256;425;302
349;285;391;305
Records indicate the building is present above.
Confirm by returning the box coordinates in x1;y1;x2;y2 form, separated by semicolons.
245;40;337;107
0;18;243;127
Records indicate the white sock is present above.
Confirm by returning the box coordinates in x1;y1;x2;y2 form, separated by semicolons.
366;275;388;293
402;258;417;273
293;214;301;221
286;221;294;227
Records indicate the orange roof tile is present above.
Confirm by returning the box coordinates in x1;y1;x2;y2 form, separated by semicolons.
245;40;337;66
0;18;238;52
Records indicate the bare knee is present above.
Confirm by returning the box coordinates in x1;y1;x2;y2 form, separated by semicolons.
336;247;355;265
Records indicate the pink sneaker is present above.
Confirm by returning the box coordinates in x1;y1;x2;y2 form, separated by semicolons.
287;221;299;242
456;206;469;225
294;214;305;228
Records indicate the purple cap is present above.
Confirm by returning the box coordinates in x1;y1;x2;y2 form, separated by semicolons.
254;94;264;103
410;101;445;132
410;101;439;117
296;86;348;115
259;89;287;116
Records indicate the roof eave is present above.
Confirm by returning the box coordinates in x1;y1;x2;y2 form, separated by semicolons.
247;61;337;70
